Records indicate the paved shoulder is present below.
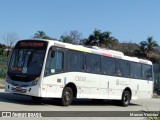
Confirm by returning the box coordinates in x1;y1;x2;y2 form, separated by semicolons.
0;89;4;92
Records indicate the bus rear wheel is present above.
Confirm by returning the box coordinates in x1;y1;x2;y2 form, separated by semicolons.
121;91;131;107
61;87;73;106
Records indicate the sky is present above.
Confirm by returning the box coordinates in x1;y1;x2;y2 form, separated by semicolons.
0;0;160;45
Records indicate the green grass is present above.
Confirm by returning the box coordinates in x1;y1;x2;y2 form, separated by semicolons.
0;55;8;79
147;116;160;120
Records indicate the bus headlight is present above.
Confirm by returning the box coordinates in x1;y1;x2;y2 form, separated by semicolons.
31;77;39;86
32;80;38;86
6;75;11;84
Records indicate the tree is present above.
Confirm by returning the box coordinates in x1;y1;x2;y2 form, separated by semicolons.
0;43;5;55
99;31;118;48
84;29;118;48
3;33;18;49
33;31;46;39
33;31;53;40
85;29;101;46
60;35;73;43
60;30;82;44
139;36;159;58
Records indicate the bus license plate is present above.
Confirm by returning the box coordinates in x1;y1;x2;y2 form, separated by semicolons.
15;86;22;91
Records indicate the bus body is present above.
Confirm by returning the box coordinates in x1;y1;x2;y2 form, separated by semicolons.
5;39;154;106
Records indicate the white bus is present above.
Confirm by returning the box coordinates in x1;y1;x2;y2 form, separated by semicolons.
5;39;154;106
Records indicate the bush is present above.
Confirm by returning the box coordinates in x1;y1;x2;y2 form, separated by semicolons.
0;55;8;78
0;48;4;55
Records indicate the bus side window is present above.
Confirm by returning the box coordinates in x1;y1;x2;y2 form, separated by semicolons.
142;64;152;80
68;50;84;71
117;68;122;76
130;62;142;79
44;49;64;77
116;60;122;77
44;49;53;76
101;56;116;75
116;59;129;77
55;51;63;71
86;54;100;73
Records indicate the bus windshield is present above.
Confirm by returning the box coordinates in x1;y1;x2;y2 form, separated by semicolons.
9;49;45;74
8;40;47;82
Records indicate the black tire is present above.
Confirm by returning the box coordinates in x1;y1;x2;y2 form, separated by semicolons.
121;91;131;107
61;87;73;106
31;96;42;103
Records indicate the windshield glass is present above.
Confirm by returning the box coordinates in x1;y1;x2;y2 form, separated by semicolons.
8;40;47;82
9;49;45;74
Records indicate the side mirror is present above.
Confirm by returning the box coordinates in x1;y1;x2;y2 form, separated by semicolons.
51;51;55;58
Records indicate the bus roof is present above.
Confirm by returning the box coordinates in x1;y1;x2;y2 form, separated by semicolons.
19;39;152;65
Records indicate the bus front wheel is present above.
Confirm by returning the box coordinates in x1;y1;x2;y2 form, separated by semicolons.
61;87;73;106
121;91;131;107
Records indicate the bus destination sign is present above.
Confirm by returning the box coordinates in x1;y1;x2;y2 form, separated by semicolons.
19;42;45;47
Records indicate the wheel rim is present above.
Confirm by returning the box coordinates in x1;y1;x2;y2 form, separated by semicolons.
124;94;129;104
64;91;71;103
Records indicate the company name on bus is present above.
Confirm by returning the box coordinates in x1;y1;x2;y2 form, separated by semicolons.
75;76;86;82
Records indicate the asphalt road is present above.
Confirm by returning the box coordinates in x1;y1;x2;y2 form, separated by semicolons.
0;89;160;120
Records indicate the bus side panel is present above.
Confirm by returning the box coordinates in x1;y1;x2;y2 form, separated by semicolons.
134;80;153;99
42;72;108;99
41;72;153;100
41;75;64;98
108;77;130;100
128;79;153;100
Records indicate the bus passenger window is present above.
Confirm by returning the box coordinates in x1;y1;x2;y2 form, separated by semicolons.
116;59;129;77
130;62;142;79
55;52;63;70
142;64;152;80
86;54;100;73
68;50;84;71
101;57;116;75
117;69;122;76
